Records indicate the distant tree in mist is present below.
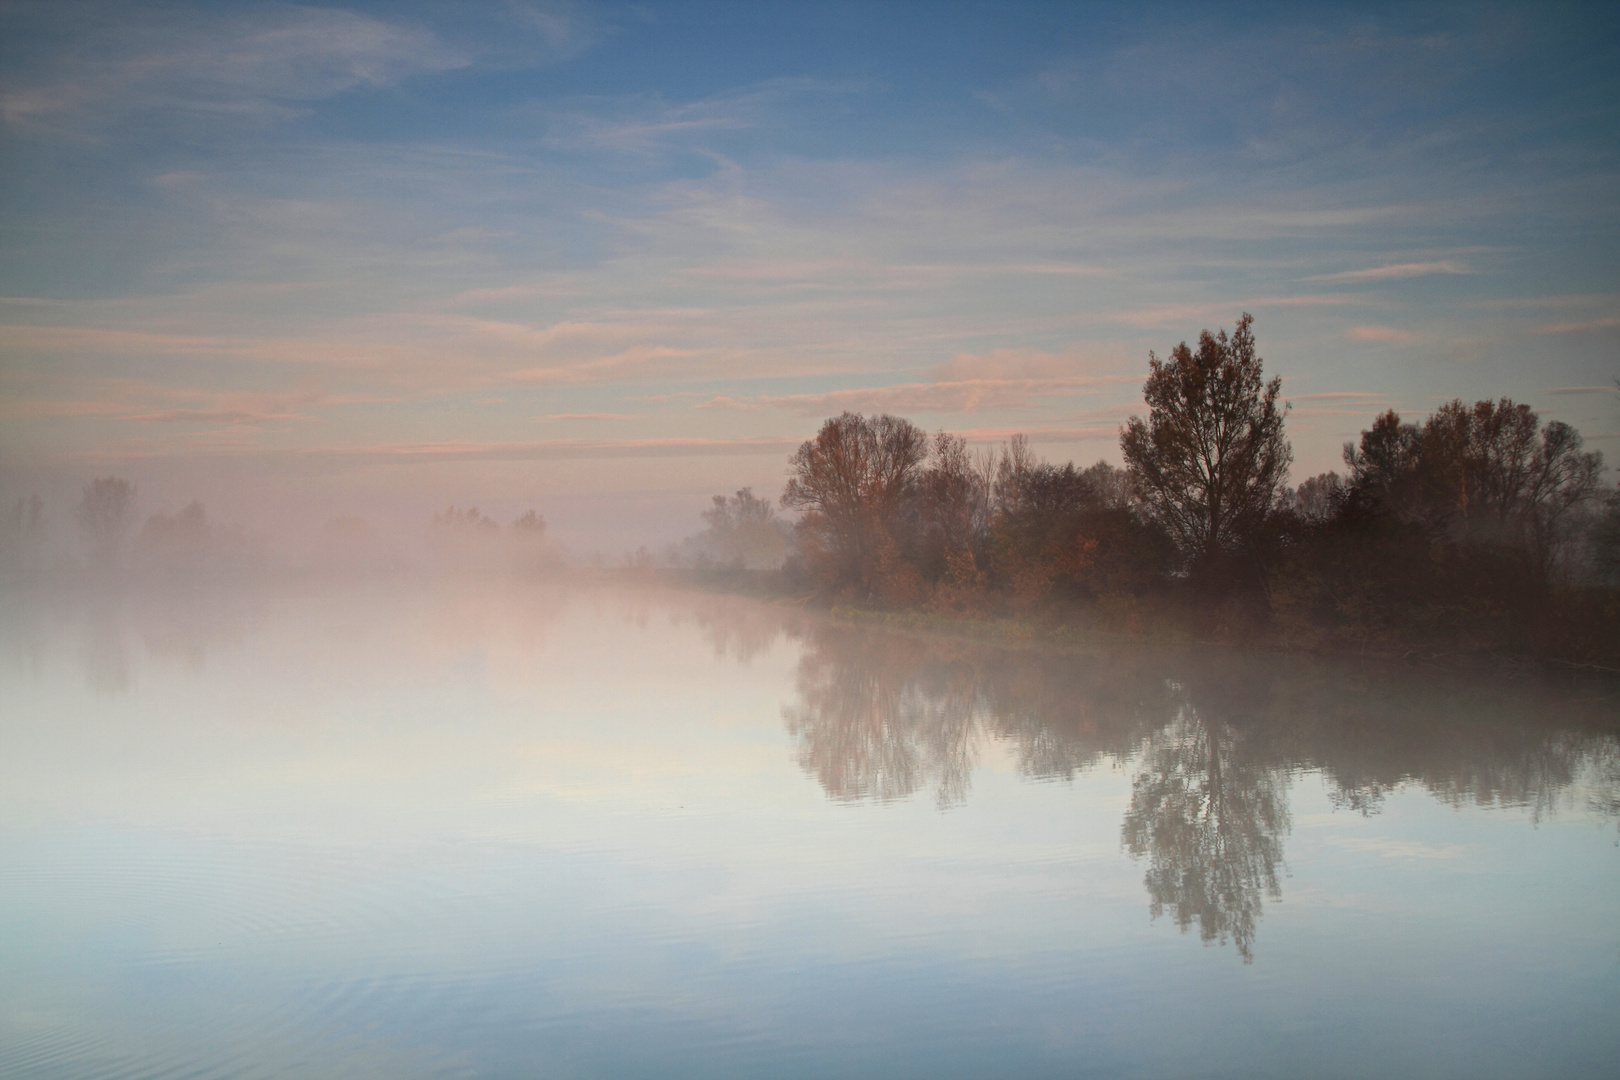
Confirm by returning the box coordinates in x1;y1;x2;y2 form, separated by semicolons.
428;504;559;576
433;506;499;531
75;477;135;567
699;488;787;569
1121;314;1292;576
10;493;43;535
140;501;211;552
134;501;254;575
3;494;45;572
512;510;547;535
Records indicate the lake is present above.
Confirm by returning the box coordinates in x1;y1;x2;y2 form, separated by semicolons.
2;579;1616;1079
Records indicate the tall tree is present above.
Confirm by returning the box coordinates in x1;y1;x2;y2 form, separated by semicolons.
1120;314;1291;571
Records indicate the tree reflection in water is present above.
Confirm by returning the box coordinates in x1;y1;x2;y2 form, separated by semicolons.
1120;696;1287;962
784;630;983;805
778;617;1620;959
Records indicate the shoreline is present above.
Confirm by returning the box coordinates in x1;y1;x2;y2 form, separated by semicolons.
646;568;1620;683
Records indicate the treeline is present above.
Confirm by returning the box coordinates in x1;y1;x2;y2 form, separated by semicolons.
686;316;1620;666
1;479;560;580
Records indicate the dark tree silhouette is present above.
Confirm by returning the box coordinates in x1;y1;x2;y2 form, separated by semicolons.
75;477;135;567
1121;314;1291;573
1344;398;1604;579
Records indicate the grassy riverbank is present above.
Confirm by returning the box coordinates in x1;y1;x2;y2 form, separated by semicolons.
645;565;1620;676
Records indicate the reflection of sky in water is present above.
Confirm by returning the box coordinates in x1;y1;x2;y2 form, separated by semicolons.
1;583;1617;1078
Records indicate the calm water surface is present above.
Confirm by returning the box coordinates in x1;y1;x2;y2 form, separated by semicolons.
2;581;1617;1078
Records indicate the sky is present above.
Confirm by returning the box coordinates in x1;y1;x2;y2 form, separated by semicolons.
2;0;1618;554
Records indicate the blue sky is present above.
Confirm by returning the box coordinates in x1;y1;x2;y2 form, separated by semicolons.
2;1;1617;549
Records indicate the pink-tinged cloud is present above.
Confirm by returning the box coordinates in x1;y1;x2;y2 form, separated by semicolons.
0;398;134;418
933;345;1133;382
1307;260;1474;282
2;382;331;428
1347;325;1421;343
678;258;1108;286
313;436;807;463
128;408;316;425
66;434;810;464
538;413;639;421
696;376;1125;417
1111;295;1356;328
950;425;1120;444
446;282;589;306
1547;385;1620;395
508;346;709;385
1533;317;1620;335
1288;391;1390;401
1468;293;1617;311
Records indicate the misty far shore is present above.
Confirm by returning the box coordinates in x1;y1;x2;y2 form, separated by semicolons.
8;317;1618;671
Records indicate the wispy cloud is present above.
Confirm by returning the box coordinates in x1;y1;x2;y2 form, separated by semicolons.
698;377;1117;417
950;425;1120;444
308;435;806;464
538;412;638;421
128;407;315;425
1306;260;1475;282
1347;325;1421;343
1467;293;1617;311
1533;317;1620;335
537;77;863;155
1110;295;1357;329
2;6;471;133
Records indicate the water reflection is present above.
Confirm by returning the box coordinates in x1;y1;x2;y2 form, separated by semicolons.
1121;698;1288;961
780;620;1620;958
4;583;1619;1076
61;588;260;692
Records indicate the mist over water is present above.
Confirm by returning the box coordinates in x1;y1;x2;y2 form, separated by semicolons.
6;1;1620;1074
2;576;1616;1079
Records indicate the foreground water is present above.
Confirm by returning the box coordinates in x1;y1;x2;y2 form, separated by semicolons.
2;580;1616;1079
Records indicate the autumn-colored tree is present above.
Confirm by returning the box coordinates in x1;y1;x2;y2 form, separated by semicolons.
914;432;993;589
781;412;929;592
